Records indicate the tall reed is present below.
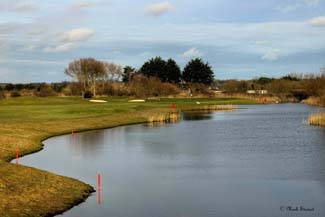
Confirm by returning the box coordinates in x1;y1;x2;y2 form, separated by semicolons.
308;112;325;126
303;97;325;107
148;111;181;124
193;104;235;111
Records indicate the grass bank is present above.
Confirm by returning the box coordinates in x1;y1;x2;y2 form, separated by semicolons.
0;96;258;217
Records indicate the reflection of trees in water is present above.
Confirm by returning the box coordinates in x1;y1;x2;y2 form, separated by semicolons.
70;130;106;158
182;111;214;121
69;127;131;158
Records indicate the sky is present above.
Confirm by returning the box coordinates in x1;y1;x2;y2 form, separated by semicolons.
0;0;325;83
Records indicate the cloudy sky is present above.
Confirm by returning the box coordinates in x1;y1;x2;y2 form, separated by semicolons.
1;0;325;82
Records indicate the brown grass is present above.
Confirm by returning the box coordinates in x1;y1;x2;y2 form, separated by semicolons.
303;97;325;107
148;111;181;124
308;112;325;126
184;104;235;112
218;93;298;104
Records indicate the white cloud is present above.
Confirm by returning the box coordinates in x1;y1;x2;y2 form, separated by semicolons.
21;45;37;51
276;0;319;13
60;28;95;43
276;3;301;13
146;1;174;17
305;0;320;6
255;40;270;46
0;1;39;13
0;58;65;65
183;48;203;57
27;26;48;35
44;43;76;53
140;51;152;57
69;0;110;10
0;23;22;34
308;16;325;27
12;2;39;12
71;0;95;10
261;49;280;61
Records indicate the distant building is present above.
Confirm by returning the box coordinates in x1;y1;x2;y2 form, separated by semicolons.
209;87;223;95
247;90;268;95
212;90;223;95
257;90;268;95
247;90;256;94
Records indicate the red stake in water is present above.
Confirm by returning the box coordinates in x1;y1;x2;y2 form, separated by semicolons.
16;148;19;165
98;173;101;206
72;128;74;136
171;103;175;111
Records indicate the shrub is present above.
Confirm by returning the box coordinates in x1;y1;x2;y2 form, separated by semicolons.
83;90;93;99
10;91;21;97
5;84;14;91
0;92;5;99
102;82;129;96
291;89;310;101
36;84;56;97
187;82;210;95
129;75;180;97
62;83;84;96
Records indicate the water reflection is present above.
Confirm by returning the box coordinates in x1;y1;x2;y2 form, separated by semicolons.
182;111;214;121
69;130;106;158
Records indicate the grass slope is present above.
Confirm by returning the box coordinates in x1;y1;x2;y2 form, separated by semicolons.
0;97;258;217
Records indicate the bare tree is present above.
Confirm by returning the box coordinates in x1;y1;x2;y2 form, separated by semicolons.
65;59;86;89
103;62;123;81
321;66;325;77
65;58;105;97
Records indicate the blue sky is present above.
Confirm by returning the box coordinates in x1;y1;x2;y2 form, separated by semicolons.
0;0;325;82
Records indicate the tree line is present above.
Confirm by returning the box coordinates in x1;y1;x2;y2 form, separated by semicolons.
64;57;214;96
219;72;325;105
1;57;324;106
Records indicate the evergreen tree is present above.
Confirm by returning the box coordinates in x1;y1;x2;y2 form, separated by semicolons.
166;58;181;83
140;57;167;81
182;58;214;85
140;57;181;83
122;66;136;83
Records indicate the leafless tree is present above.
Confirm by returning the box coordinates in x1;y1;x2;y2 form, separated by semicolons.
103;62;123;81
65;58;105;97
321;66;325;77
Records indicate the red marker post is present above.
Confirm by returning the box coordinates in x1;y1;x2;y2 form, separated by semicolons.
171;103;175;111
98;173;101;206
16;148;19;165
263;98;268;104
72;128;74;135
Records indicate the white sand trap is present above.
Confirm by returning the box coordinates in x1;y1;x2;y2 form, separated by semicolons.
128;99;146;103
90;100;108;103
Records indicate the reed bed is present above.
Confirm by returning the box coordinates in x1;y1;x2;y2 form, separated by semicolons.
303;97;325;107
308;112;325;126
219;93;282;103
193;104;236;111
148;112;181;124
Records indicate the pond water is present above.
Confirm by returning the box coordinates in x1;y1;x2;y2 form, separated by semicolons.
18;104;325;217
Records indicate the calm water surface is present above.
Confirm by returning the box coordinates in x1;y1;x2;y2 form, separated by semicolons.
19;104;325;217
